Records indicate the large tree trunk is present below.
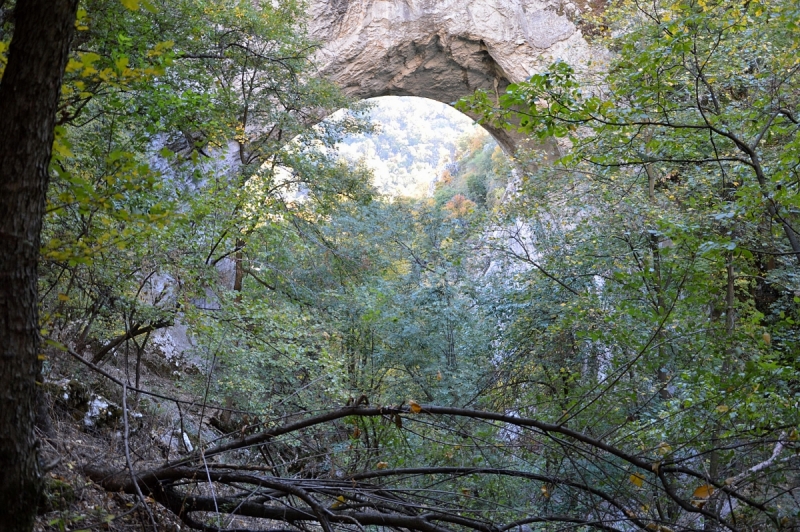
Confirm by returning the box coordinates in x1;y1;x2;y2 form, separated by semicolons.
0;1;78;530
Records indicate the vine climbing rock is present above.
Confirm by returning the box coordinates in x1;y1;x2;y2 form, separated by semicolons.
308;0;605;154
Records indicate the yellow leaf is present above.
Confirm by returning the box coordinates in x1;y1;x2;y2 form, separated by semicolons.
331;495;346;509
79;52;101;67
57;293;70;301
376;462;388;469
408;400;422;413
65;58;83;73
140;0;158;13
715;405;730;413
52;139;74;158
762;332;771;345
540;485;550;498
630;473;645;488
657;442;672;455
693;484;714;499
120;0;140;10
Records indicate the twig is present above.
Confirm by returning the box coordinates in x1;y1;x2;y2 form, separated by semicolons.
726;433;787;487
92;320;172;365
122;383;159;532
64;344;260;415
200;449;222;527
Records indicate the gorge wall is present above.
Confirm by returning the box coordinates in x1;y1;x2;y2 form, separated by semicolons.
307;0;605;153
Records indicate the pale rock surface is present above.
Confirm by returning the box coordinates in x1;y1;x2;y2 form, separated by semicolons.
308;0;605;153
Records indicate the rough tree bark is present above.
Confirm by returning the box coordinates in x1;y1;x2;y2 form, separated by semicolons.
0;1;79;530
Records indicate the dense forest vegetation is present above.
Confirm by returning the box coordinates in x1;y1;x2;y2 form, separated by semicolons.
334;97;488;198
335;96;510;206
0;0;798;531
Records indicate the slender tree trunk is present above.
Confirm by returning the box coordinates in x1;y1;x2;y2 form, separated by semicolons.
644;159;672;398
705;256;736;531
0;1;78;530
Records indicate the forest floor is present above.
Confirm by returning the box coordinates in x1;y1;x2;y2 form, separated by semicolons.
34;344;218;532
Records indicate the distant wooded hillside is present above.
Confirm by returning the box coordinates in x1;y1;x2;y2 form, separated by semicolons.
336;96;499;197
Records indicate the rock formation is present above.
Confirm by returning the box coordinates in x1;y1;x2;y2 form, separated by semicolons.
308;0;605;153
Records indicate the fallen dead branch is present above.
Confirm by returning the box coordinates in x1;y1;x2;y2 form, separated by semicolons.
83;403;788;532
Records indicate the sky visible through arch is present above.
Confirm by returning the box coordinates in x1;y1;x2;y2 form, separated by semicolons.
333;96;498;198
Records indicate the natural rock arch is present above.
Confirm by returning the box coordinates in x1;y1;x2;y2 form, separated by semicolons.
307;0;601;155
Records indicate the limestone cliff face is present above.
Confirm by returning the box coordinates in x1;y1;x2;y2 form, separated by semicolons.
308;0;601;104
